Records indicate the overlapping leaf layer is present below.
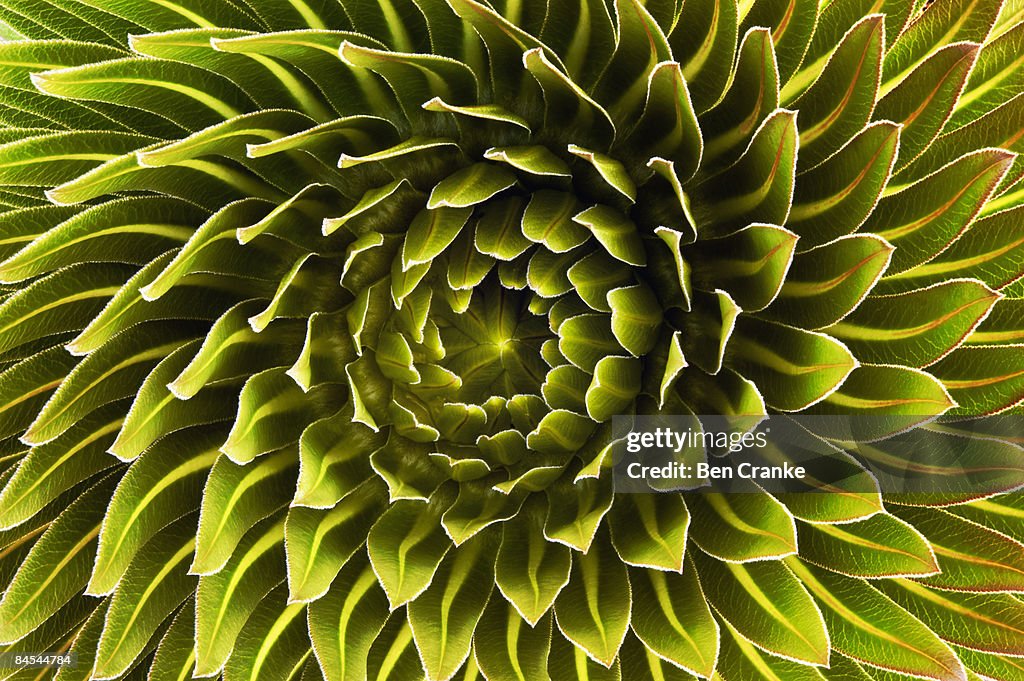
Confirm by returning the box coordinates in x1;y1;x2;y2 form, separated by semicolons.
0;0;1022;679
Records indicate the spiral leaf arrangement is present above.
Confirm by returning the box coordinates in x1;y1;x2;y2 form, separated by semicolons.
0;0;1022;679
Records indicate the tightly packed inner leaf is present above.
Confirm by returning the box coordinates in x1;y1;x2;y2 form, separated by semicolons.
0;1;1022;680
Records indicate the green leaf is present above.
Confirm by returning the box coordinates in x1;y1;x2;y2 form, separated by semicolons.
440;481;526;545
428;163;517;209
137;109;314;167
0;474;115;644
892;505;1024;593
148;597;196;681
689;222;798;311
323;179;412;237
627;554;719;677
790;14;884;169
213;30;400;119
727;317;858;412
651;330;689;406
23;321;197;446
128;28;336;121
289;310;357;391
786;558;967;680
221;367;340;464
968;297;1024;345
930;345;1024;415
344;351;391;430
951;20;1024;129
874;43;981;170
882;0;1001;94
246;253;344;333
245;113;398;163
527;247;583;298
109;341;235;461
339;40;477;120
676;366;766;420
474;602;552;681
495;499;572;626
0;347;77;444
0;130;154;187
566;251;632;313
221;585;309;681
585;356;641;422
544;470;613;552
797;512;939;579
554;532;631;668
447;229;495;290
954;644;1024;681
621;61;702;180
402;205;474;270
606;492;688;572
856;425;1024;506
192;449;297;575
0;40;130;89
168;300;303;400
483;145;570;177
195;517;286;677
73;0;258;33
0;262;130;356
0;402;122;529
875;580;1024;656
804;365;956;437
607;284;662;356
307;552;390;681
698;28;780;170
718;620;830;681
424;98;532;133
473;196;531;261
285;478;386;602
528;409;597;456
548;631;622;680
93;514;198;679
787;122;901;248
370;433;446;501
687;487;798;562
409;530;498;681
694;550;830;666
866;149;1014;275
46;141;275;208
67;252;241;357
568;144;637;203
140;200;298;302
765;235;893;329
32;57;251;129
522;190;589;253
878;205;1024;293
827;280;1001;367
670;0;740;113
522;47;615;149
295;407;381;508
572;205;646;266
692;109;798;237
365;616;425;681
741;0;818;83
235;183;347;250
366;487;454;609
592;0;672;122
0;205;79;264
0;196;200;283
88;427;220;596
648;229;694;317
